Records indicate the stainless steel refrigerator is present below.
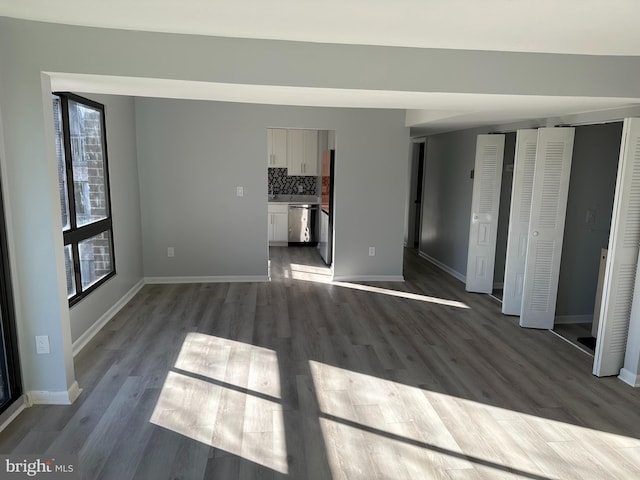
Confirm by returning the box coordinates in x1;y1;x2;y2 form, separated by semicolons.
319;149;335;265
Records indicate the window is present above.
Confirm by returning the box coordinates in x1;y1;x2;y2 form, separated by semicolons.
52;93;115;305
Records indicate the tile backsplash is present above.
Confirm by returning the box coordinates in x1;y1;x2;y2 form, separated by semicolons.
268;168;318;195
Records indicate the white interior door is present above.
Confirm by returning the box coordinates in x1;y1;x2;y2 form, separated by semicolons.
594;118;640;377
520;128;575;329
502;130;538;315
466;134;505;293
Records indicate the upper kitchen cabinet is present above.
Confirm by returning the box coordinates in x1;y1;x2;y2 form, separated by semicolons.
267;128;288;168
287;129;318;176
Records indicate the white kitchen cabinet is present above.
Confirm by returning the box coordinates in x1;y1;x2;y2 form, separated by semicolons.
267;128;287;168
287;129;318;176
268;204;289;245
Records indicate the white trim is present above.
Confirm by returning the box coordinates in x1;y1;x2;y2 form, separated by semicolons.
554;314;593;325
145;275;269;284
72;279;145;357
0;396;27;433
418;250;466;283
618;368;640;387
27;381;82;405
331;275;405;282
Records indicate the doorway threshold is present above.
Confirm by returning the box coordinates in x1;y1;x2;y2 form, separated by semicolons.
489;288;503;303
548;328;595;357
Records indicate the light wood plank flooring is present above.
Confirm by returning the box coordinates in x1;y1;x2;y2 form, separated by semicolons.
2;247;640;479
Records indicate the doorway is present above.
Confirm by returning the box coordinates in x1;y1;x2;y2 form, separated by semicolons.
553;122;623;352
491;132;516;301
267;128;335;275
407;140;425;249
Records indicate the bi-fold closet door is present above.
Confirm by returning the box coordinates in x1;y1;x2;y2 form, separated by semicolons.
497;120;640;378
468;126;575;331
593;118;640;377
519;128;575;329
466;135;505;294
501;128;575;328
502;130;538;316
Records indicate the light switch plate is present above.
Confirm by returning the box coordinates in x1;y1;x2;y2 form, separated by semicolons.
236;186;244;197
35;335;50;354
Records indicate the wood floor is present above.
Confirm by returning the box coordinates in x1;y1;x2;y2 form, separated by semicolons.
2;247;640;479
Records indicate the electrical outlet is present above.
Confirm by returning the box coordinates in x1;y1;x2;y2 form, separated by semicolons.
368;246;376;257
167;247;175;257
297;185;304;193
35;335;50;354
236;186;244;197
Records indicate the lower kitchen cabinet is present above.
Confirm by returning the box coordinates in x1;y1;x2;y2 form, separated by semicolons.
268;204;289;245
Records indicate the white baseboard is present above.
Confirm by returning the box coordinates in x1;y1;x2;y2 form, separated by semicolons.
72;279;145;357
554;314;593;325
331;275;405;282
618;368;640;387
145;275;269;284
27;381;82;406
0;395;27;433
418;251;466;284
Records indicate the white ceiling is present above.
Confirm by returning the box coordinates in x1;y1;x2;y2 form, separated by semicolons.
8;1;640;132
3;0;640;55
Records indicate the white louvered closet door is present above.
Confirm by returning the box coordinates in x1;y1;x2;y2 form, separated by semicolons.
466;134;505;293
520;128;575;329
594;118;640;377
502;130;538;315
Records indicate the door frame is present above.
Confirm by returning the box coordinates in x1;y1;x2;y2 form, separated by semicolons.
407;137;426;248
0;176;22;415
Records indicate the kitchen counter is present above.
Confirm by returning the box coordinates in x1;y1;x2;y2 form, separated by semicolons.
268;194;320;205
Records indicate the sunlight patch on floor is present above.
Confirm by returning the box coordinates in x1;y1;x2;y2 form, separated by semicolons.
308;360;640;479
288;263;469;309
331;281;470;309
151;333;288;474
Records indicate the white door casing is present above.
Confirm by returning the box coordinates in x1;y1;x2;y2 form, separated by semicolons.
503;130;538;315
520;127;575;329
466;134;505;293
594;118;640;377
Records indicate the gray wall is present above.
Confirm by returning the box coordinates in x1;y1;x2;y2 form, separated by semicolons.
421;127;489;277
69;93;144;343
420;122;623;318
135;98;408;279
556;122;622;317
493;132;516;285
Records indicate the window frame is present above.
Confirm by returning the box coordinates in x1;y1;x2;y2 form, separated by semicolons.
53;92;116;306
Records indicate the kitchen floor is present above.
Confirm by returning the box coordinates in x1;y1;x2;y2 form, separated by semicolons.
269;246;329;281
